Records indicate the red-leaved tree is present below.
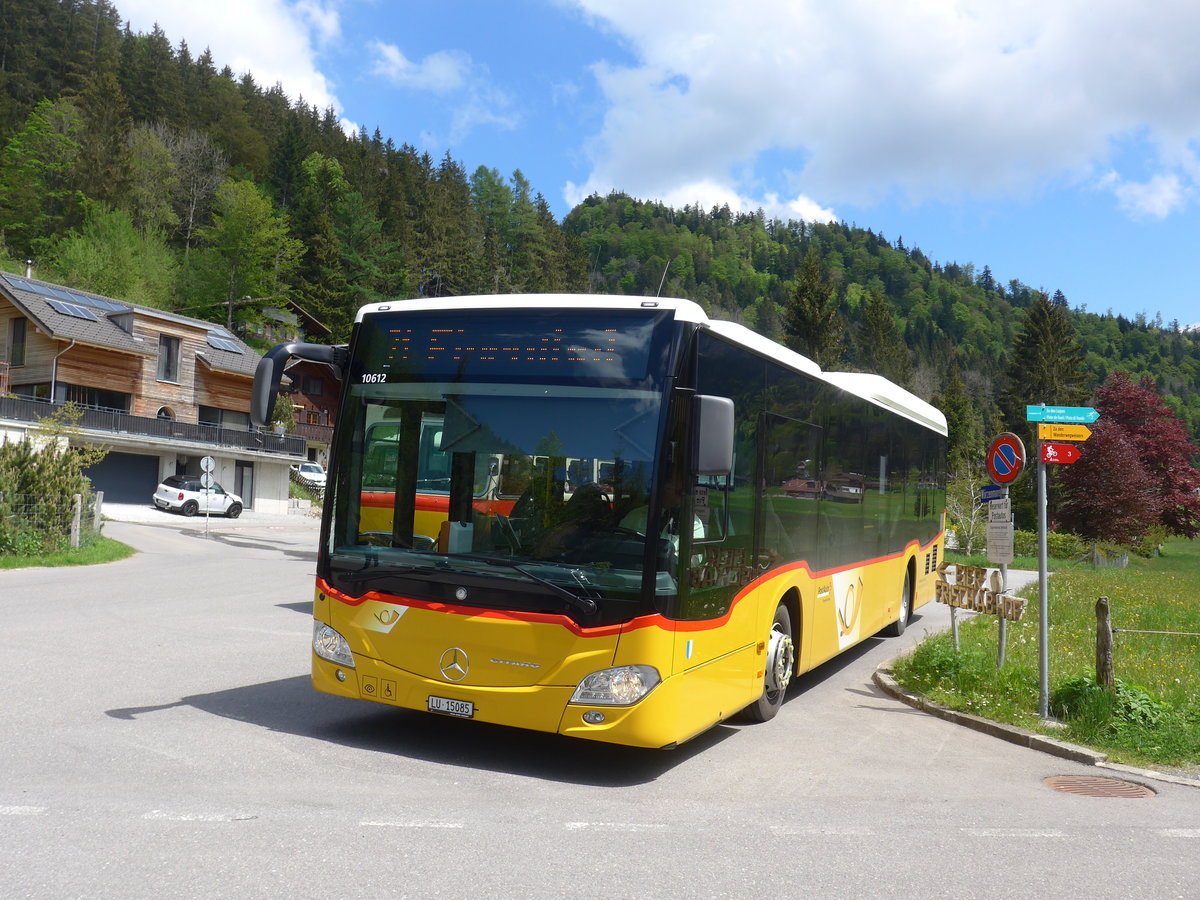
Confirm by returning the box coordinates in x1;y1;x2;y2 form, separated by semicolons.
1058;371;1200;542
1057;421;1162;542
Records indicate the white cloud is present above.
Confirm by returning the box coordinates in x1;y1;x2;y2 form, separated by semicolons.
295;0;341;45
367;42;518;145
369;44;471;94
567;0;1200;221
117;0;340;111
1104;172;1189;220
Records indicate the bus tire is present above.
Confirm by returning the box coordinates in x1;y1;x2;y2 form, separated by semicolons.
744;602;795;722
883;569;912;637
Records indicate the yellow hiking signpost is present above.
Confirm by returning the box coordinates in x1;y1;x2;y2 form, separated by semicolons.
1037;423;1093;442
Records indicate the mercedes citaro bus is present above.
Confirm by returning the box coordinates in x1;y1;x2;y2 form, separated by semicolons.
251;295;946;748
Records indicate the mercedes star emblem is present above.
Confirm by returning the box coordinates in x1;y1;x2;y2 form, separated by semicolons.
438;647;469;682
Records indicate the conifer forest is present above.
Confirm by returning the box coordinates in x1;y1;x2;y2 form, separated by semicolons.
3;0;1200;544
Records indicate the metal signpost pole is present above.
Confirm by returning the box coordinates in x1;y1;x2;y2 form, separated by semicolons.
200;456;216;539
999;503;1010;669
1037;449;1049;719
1026;404;1097;721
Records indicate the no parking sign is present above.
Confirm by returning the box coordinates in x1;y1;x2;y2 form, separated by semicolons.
986;433;1027;486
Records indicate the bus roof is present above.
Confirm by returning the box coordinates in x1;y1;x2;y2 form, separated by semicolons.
355;294;947;436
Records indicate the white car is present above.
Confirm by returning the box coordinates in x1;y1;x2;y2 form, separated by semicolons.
292;461;327;489
153;475;244;517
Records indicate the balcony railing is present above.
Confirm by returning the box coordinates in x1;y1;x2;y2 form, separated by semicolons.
0;395;307;457
294;421;335;444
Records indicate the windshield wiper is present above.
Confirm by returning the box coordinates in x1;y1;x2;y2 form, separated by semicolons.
338;564;427;588
454;554;599;615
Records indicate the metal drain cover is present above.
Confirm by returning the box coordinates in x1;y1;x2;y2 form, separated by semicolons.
1044;775;1155;798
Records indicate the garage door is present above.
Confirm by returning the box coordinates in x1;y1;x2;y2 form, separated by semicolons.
84;452;160;504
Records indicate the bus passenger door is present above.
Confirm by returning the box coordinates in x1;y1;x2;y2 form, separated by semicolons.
760;413;822;665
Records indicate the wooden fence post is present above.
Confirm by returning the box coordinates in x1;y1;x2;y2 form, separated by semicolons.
1096;596;1115;691
71;493;82;549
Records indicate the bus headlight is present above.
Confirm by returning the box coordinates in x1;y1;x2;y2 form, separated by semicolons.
313;622;355;667
570;665;660;706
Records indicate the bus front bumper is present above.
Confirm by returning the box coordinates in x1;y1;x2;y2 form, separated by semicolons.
312;653;717;750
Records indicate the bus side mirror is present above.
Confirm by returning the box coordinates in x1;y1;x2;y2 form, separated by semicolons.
693;394;734;475
251;342;347;428
251;352;286;428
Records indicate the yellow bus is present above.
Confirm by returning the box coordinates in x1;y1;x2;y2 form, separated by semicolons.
252;295;946;748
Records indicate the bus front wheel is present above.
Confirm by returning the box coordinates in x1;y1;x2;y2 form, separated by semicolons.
745;603;795;722
883;569;912;637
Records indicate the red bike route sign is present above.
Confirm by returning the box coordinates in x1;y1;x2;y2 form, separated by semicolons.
1040;442;1082;465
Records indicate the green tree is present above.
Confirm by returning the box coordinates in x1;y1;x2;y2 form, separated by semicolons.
292;152;350;325
0;403;107;555
937;367;985;474
195;178;303;329
70;70;133;208
333;191;408;337
783;247;843;369
859;286;912;386
123;125;179;237
469;165;514;292
0;98;84;253
998;291;1089;437
507;170;549;292
418;153;478;297
42;205;177;308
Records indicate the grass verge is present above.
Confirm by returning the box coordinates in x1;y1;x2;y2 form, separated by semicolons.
896;537;1200;771
0;533;135;569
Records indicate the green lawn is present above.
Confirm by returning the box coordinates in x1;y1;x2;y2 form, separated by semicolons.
0;534;135;569
895;538;1200;771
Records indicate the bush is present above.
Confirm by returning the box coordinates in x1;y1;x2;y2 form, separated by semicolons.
0;404;105;557
1012;529;1086;559
1050;675;1168;733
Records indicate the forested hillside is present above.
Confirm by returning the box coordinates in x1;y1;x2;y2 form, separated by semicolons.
4;0;1199;448
564;193;1200;441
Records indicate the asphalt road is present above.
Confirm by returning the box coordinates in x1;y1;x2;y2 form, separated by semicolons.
1;516;1197;899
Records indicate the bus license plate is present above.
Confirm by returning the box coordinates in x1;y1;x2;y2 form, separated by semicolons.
428;695;474;718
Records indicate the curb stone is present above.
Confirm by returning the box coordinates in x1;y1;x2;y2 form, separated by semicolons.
873;665;1200;789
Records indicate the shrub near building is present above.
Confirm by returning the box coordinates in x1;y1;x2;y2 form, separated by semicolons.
0;405;107;555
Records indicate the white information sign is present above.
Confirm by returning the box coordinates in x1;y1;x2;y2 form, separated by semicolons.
200;456;216;473
986;496;1014;564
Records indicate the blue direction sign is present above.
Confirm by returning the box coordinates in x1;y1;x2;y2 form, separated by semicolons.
1025;405;1099;424
981;484;1005;502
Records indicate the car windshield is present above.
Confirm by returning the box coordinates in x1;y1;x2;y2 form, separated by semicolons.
324;308;678;623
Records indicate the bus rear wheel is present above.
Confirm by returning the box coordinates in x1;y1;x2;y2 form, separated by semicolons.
744;603;795;722
883;570;912;637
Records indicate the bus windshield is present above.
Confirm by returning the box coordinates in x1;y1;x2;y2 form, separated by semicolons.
324;308;678;624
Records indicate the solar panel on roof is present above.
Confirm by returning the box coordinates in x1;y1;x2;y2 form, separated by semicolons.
2;273;129;312
206;334;243;353
66;290;126;312
3;275;36;292
46;298;99;321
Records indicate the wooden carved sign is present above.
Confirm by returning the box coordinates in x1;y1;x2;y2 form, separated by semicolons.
935;563;1027;622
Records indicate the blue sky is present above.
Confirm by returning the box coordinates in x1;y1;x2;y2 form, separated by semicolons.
117;0;1200;329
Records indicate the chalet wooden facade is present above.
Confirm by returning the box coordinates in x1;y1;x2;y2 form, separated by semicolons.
0;271;334;512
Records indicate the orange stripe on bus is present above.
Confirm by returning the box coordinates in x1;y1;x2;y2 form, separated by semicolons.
317;530;943;638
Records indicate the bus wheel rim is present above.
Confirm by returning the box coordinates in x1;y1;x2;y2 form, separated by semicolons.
766;625;794;694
